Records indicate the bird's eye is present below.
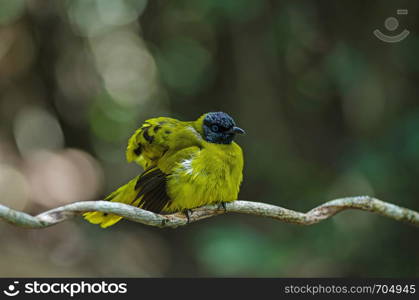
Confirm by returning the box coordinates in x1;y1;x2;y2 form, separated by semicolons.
211;125;219;132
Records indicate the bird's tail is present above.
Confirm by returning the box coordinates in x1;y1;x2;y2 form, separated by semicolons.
84;177;140;228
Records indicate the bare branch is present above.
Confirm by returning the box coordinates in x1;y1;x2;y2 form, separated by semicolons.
0;196;418;229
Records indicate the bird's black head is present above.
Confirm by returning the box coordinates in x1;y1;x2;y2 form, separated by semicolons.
202;112;245;144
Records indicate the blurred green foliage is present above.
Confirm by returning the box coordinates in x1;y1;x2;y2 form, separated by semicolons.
0;0;418;277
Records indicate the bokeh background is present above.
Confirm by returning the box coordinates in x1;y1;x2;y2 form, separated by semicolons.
0;0;418;277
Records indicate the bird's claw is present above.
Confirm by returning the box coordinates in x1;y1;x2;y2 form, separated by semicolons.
184;209;193;223
218;202;227;213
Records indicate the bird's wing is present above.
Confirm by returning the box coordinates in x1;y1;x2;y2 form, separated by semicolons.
123;117;204;214
85;145;202;227
126;117;202;169
85;117;204;226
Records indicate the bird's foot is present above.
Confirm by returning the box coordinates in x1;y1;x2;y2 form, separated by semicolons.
184;209;193;223
218;202;227;213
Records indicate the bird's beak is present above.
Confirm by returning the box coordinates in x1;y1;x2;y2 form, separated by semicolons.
232;126;245;134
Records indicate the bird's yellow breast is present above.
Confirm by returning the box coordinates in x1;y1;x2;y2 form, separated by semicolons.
163;141;244;212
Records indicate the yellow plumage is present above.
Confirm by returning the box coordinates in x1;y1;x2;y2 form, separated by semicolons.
84;112;244;228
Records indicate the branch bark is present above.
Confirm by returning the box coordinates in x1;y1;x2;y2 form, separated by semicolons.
0;196;418;229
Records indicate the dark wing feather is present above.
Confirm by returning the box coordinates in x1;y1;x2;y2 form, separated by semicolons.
134;168;171;213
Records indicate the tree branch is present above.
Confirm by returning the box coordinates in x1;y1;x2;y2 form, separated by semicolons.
0;196;418;229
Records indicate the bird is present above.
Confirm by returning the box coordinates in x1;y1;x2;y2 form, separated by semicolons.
84;111;245;228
